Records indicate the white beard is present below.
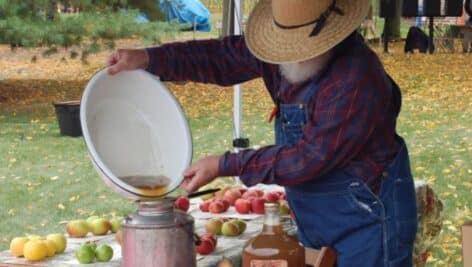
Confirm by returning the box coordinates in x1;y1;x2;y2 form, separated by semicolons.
279;51;332;84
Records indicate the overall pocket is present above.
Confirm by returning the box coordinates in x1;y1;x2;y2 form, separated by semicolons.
279;104;306;145
283;122;304;144
348;181;383;222
393;176;418;245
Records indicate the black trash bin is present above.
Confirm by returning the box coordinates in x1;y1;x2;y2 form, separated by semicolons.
53;101;82;137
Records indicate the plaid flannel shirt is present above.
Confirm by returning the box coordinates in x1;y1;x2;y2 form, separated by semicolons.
146;33;400;192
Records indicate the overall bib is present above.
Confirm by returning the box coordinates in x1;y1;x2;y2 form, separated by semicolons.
275;82;418;267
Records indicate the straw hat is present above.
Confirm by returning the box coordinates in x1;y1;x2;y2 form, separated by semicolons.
245;0;370;64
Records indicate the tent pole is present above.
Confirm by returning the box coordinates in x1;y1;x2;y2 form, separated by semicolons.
232;0;248;185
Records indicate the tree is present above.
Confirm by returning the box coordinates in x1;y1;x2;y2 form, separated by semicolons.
384;0;402;40
0;1;180;62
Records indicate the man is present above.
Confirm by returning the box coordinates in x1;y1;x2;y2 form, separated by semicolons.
107;0;418;266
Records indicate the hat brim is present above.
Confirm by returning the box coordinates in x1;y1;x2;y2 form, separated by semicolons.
245;0;371;64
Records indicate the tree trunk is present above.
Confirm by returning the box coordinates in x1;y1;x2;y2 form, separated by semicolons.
47;1;57;21
384;0;402;39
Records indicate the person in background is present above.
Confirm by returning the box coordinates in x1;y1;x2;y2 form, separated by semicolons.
416;0;425;27
465;0;472;25
107;0;418;266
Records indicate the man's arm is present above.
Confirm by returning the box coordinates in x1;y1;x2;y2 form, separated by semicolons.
146;35;264;86
219;65;389;186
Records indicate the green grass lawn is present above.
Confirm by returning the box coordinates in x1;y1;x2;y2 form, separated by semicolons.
0;37;471;267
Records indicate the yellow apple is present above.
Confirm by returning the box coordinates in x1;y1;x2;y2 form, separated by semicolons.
46;233;67;254
10;237;29;257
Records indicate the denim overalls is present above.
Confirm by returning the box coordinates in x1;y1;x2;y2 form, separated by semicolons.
275;82;418;267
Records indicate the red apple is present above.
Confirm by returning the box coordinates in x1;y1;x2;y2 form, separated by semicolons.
241;190;258;200
214;198;230;211
234;198;251;214
251;198;266;214
209;200;225;214
199;201;211;212
201;233;217;248
195;239;215;255
238;188;247;195
273;191;284;199
254;189;264;197
264;192;279;202
223;189;242;205
174;196;190;212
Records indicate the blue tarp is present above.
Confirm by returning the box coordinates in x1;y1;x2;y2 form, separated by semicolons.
159;0;211;32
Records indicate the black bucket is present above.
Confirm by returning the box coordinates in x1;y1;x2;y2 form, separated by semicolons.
53;101;82;137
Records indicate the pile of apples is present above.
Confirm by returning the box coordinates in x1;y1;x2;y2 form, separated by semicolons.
66;216;122;238
75;242;113;264
195;233;217;255
205;218;247;237
9;233;67;262
199;187;290;215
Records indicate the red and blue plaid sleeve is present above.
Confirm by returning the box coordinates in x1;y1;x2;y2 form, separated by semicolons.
219;47;395;187
145;35;263;86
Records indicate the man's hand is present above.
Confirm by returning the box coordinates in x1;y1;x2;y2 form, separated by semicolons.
107;49;149;75
181;155;221;193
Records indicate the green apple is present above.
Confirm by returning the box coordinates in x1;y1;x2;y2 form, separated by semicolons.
109;218;122;233
221;221;240;237
89;218;110;236
46;233;67;254
95;244;113;262
76;244;95;264
86;216;100;229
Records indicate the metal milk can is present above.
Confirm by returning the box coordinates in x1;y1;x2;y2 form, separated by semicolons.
122;199;196;267
80;70;197;267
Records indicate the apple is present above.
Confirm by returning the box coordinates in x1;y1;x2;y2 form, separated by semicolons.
199;201;211;212
209;200;226;214
66;220;89;238
264;192;279;202
44;239;57;257
220;199;230;210
195;239;214;255
23;240;48;261
251;198;266;214
221;221;240;236
201;233;217;248
223;189;242;205
86;216;100;228
174;196;190;212
205;218;223;235
238;188;247;195
46;233;67;254
10;237;29;257
234;198;251;214
109;218;122;233
230;219;247;234
254;189;264;197
279;200;291;215
89;218;110;236
95;244;113;262
75;244;95;264
241;190;258;200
